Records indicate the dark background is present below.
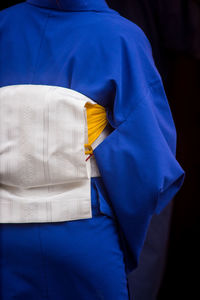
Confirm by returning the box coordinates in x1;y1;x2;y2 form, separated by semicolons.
1;1;200;299
106;1;200;299
107;1;200;299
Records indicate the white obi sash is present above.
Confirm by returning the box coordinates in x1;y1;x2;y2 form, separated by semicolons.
0;85;110;223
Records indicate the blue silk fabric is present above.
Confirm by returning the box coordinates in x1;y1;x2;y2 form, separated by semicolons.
0;0;185;275
0;182;130;300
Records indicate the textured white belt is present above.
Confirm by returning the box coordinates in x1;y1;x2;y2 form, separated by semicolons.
0;84;111;223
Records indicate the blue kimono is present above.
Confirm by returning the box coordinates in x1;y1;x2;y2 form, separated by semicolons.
0;1;185;299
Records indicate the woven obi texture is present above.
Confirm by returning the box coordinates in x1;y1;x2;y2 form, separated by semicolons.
0;84;110;223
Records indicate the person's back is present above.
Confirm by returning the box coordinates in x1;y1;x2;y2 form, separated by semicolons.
0;1;185;299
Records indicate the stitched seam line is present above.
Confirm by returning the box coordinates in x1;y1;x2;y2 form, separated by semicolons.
38;225;49;299
31;12;51;82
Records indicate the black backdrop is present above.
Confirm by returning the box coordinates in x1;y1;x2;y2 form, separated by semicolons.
1;1;200;299
106;1;200;299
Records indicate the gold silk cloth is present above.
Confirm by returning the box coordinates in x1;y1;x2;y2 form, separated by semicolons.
84;102;108;155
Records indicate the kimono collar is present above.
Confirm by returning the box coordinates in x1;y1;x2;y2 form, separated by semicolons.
26;0;111;12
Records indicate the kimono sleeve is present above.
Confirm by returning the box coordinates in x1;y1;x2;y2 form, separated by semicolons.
93;24;185;272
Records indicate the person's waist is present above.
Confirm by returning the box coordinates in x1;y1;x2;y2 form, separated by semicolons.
0;84;111;188
0;84;112;223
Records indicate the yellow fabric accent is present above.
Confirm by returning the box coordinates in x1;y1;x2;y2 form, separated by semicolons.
84;102;108;155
